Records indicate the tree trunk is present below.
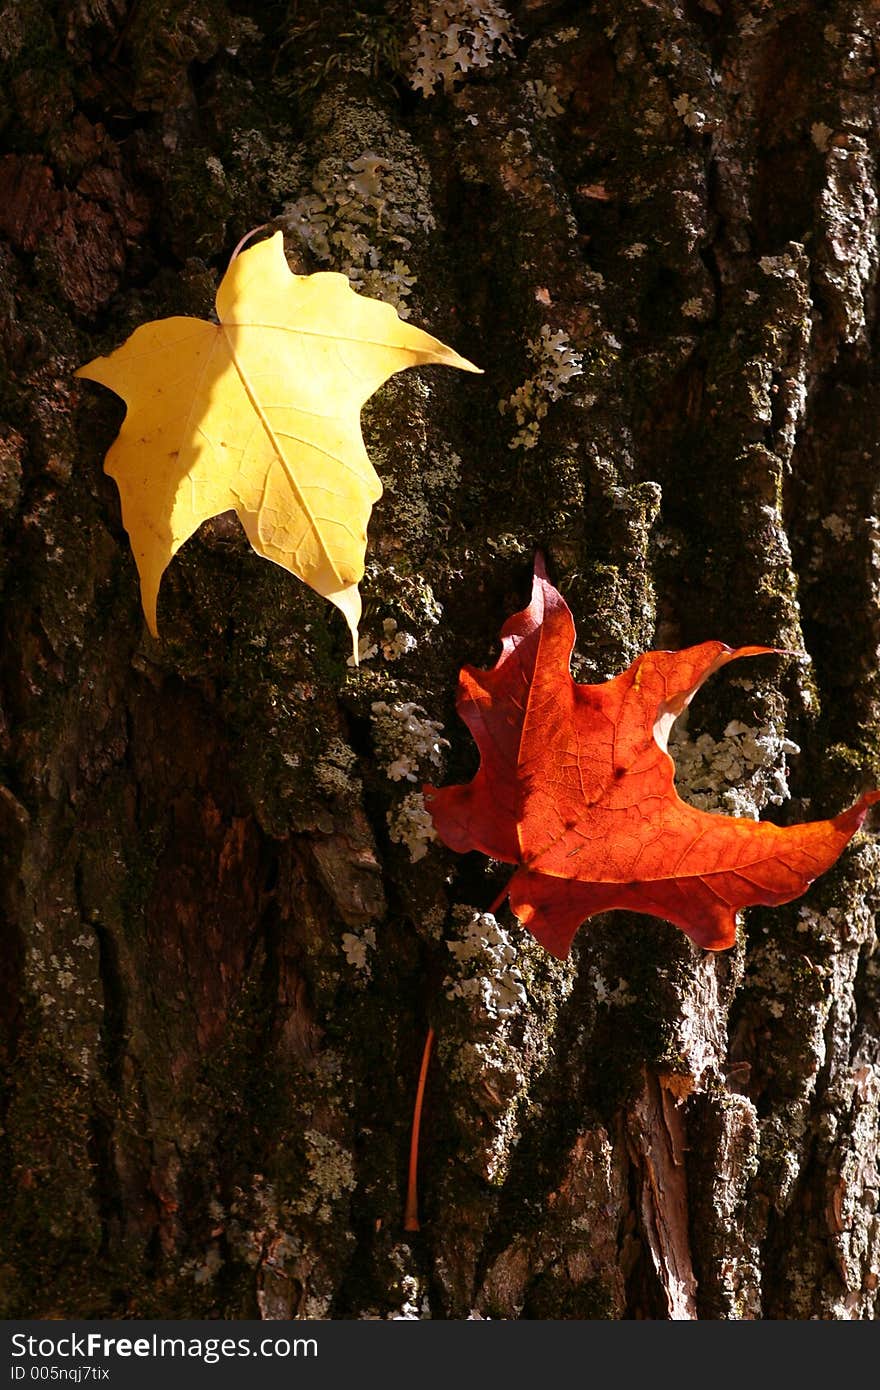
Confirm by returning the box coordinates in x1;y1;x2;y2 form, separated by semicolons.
2;0;879;1321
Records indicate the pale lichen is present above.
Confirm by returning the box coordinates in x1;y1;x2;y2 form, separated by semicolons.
341;926;377;977
24;924;101;1071
669;710;800;818
229;126;301;203
759;252;802;279
445;912;527;1019
405;1;515;96
439;907;575;1183
386;790;438;862
528;79;564;118
348;633;380;667
673;92;705;130
816;139;879;344
389;1273;429;1320
314;737;361;801
499;325;584;450
291;1131;357;1224
485;532;529;558
380;618;418;661
370;701;447;783
589;971;635;1007
283;102;435;314
346;619;417;667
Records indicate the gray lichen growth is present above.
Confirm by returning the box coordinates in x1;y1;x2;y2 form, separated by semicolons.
365;564;444;631
672;91;707;131
499;325;584;449
387;790;438;862
349;618;419;667
815;138;879;345
359;1261;431;1321
528;79;564;119
405;1;515;96
370;701;447;860
825;1060;880;1315
228;126;302;203
380;618;418;662
314;737;361;802
291;1131;357;1225
370;700;448;783
669;709;800;818
283;98;436;314
445;912;527;1019
24;920;102;1071
377;426;464;546
439;908;574;1183
341;926;377;977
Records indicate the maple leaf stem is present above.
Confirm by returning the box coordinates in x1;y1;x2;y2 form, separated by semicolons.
403;1025;435;1232
488;884;511;915
229;224;269;263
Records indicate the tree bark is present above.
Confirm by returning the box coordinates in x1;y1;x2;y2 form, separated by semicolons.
1;0;879;1320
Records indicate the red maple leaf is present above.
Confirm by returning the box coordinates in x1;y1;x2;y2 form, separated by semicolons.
425;558;879;957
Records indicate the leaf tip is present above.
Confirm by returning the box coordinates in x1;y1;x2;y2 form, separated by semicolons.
682;910;739;952
141;589;160;639
434;345;482;375
855;790;880;835
74;357;100;383
326;583;362;665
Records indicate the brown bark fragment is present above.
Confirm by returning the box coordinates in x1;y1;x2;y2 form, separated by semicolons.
0;156;60;251
627;1071;698;1320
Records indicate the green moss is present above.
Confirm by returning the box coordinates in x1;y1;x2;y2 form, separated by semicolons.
825;740;880;782
0;2;75;151
162;147;233;258
524;1271;620;1320
0;1044;105;1315
126;0;230;108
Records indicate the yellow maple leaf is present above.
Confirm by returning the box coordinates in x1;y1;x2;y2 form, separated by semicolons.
76;231;480;654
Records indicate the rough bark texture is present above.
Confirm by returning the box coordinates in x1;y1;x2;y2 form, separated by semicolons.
2;0;880;1321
